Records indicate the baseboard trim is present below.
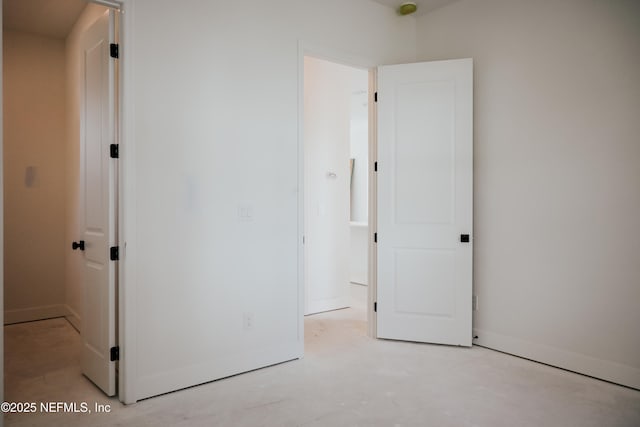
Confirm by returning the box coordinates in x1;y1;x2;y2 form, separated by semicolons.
64;305;81;332
474;328;640;390
4;304;68;325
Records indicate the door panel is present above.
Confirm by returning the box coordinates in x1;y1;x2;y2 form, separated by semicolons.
377;59;473;346
394;249;455;317
303;56;351;315
81;11;117;396
395;80;455;225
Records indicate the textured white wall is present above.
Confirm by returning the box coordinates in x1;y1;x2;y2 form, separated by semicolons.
3;30;66;323
417;0;640;388
124;0;416;400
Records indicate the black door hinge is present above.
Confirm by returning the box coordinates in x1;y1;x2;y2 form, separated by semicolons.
460;234;470;243
374;233;377;243
374;302;377;312
110;346;119;361
374;92;378;102
110;144;119;158
374;161;378;172
110;43;119;59
110;246;119;261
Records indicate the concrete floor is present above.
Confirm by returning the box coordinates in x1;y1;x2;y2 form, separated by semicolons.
4;308;640;427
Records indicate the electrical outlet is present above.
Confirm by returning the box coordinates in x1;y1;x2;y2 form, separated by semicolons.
472;295;478;311
243;312;254;330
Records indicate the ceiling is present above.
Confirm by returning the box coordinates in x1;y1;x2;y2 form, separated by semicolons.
2;0;457;40
370;0;459;16
3;0;88;39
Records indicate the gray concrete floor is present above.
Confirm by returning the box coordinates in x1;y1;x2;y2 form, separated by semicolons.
4;307;640;426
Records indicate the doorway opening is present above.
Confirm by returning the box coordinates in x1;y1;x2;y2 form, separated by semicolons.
2;0;120;402
302;55;371;329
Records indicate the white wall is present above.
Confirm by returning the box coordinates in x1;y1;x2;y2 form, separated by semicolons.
416;0;640;389
349;69;369;286
123;0;415;401
350;71;369;223
350;223;368;285
3;30;67;324
64;4;108;331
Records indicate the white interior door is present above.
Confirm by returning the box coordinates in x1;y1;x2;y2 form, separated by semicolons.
79;11;117;396
303;56;351;315
376;59;473;346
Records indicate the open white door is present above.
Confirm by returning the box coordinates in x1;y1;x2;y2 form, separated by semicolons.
303;56;351;315
376;59;473;346
78;11;117;396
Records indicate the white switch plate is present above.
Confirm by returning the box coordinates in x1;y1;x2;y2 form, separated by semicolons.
237;205;254;222
243;312;254;330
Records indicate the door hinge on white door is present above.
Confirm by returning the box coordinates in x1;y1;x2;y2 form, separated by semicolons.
110;246;119;261
374;302;377;312
374;233;378;243
110;43;119;59
110;346;119;361
374;92;378;102
110;144;119;158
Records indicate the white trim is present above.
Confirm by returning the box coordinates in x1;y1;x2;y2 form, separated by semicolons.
117;0;137;404
474;328;640;390
4;305;68;325
367;68;378;339
296;40;305;358
0;1;5;408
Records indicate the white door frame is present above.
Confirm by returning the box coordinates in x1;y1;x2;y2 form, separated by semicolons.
297;41;378;340
1;1;5;409
89;0;138;404
97;0;138;405
84;0;130;402
367;68;378;339
111;0;135;404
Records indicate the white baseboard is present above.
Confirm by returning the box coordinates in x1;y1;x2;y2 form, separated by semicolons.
4;304;68;325
64;305;81;332
474;328;640;390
